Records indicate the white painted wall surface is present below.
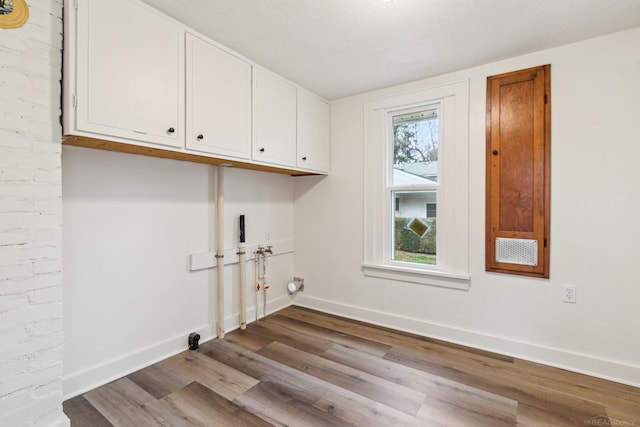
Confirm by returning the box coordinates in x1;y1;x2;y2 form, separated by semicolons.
0;1;69;426
294;28;640;386
62;147;294;397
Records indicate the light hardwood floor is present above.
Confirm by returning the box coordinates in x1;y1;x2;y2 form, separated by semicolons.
64;306;640;426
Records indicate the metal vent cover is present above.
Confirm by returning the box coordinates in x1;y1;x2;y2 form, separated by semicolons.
496;238;538;266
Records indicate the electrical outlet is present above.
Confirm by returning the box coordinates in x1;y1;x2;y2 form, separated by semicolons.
562;284;577;303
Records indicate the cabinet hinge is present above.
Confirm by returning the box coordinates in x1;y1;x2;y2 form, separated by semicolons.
544;94;548;104
544;238;547;248
74;0;78;9
72;94;77;109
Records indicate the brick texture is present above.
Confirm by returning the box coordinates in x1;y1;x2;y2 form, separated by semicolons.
0;0;68;426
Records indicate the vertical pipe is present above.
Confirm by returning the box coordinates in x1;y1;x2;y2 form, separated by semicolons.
207;167;216;335
254;252;260;322
216;166;225;339
238;215;246;330
262;252;268;318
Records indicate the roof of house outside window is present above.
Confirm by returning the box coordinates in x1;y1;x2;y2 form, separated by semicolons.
393;167;437;185
400;162;438;179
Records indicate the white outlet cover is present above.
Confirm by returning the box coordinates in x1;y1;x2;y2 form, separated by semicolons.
562;284;577;303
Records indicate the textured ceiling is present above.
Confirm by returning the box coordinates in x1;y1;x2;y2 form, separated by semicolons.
140;0;640;100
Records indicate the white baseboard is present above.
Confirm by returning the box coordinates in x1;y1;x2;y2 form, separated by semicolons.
293;294;640;388
64;291;638;399
63;294;294;400
63;323;215;400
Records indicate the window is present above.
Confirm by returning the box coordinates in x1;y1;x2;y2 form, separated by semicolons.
390;106;440;266
426;203;437;218
363;80;469;289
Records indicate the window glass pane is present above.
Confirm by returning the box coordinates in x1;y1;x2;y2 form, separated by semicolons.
392;108;439;186
426;203;436;218
392;190;436;265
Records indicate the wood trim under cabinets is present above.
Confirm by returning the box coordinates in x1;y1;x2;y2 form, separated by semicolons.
62;135;319;177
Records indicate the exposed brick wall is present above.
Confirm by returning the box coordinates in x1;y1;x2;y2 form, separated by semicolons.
0;0;68;425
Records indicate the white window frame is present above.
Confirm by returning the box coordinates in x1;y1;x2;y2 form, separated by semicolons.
362;80;469;290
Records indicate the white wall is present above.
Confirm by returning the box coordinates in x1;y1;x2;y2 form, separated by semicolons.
294;28;640;386
0;1;69;426
62;147;295;397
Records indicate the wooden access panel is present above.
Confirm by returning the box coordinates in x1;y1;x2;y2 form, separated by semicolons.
486;65;550;278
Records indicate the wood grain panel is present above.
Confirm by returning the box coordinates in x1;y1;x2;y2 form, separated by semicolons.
63;395;113;427
312;389;423;427
83;377;188;427
498;79;535;232
258;341;425;416
223;323;273;352
238;318;335;356
128;362;192;399
201;338;330;405
323;344;517;426
158;350;259;401
266;313;392;356
233;380;349;427
279;306;513;366
384;344;610;427
209;337;424;426
161;381;271;427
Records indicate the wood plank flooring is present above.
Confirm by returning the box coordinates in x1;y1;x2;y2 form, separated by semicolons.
64;306;640;426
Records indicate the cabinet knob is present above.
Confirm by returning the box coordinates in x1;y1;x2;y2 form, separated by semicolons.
259;147;265;153
167;127;175;134
492;149;499;156
197;134;204;140
302;156;307;161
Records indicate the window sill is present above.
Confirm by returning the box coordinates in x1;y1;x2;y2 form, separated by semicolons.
362;263;470;290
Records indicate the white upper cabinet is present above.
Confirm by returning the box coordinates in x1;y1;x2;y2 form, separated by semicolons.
73;0;184;148
297;89;330;173
186;33;252;160
252;68;297;168
64;0;330;175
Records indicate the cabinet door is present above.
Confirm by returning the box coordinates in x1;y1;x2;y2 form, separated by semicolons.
75;0;184;148
186;33;251;159
253;69;297;167
297;90;330;173
486;65;551;278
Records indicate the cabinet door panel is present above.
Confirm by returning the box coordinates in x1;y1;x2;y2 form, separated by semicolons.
253;69;297;167
76;0;183;147
186;34;251;159
297;90;330;173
